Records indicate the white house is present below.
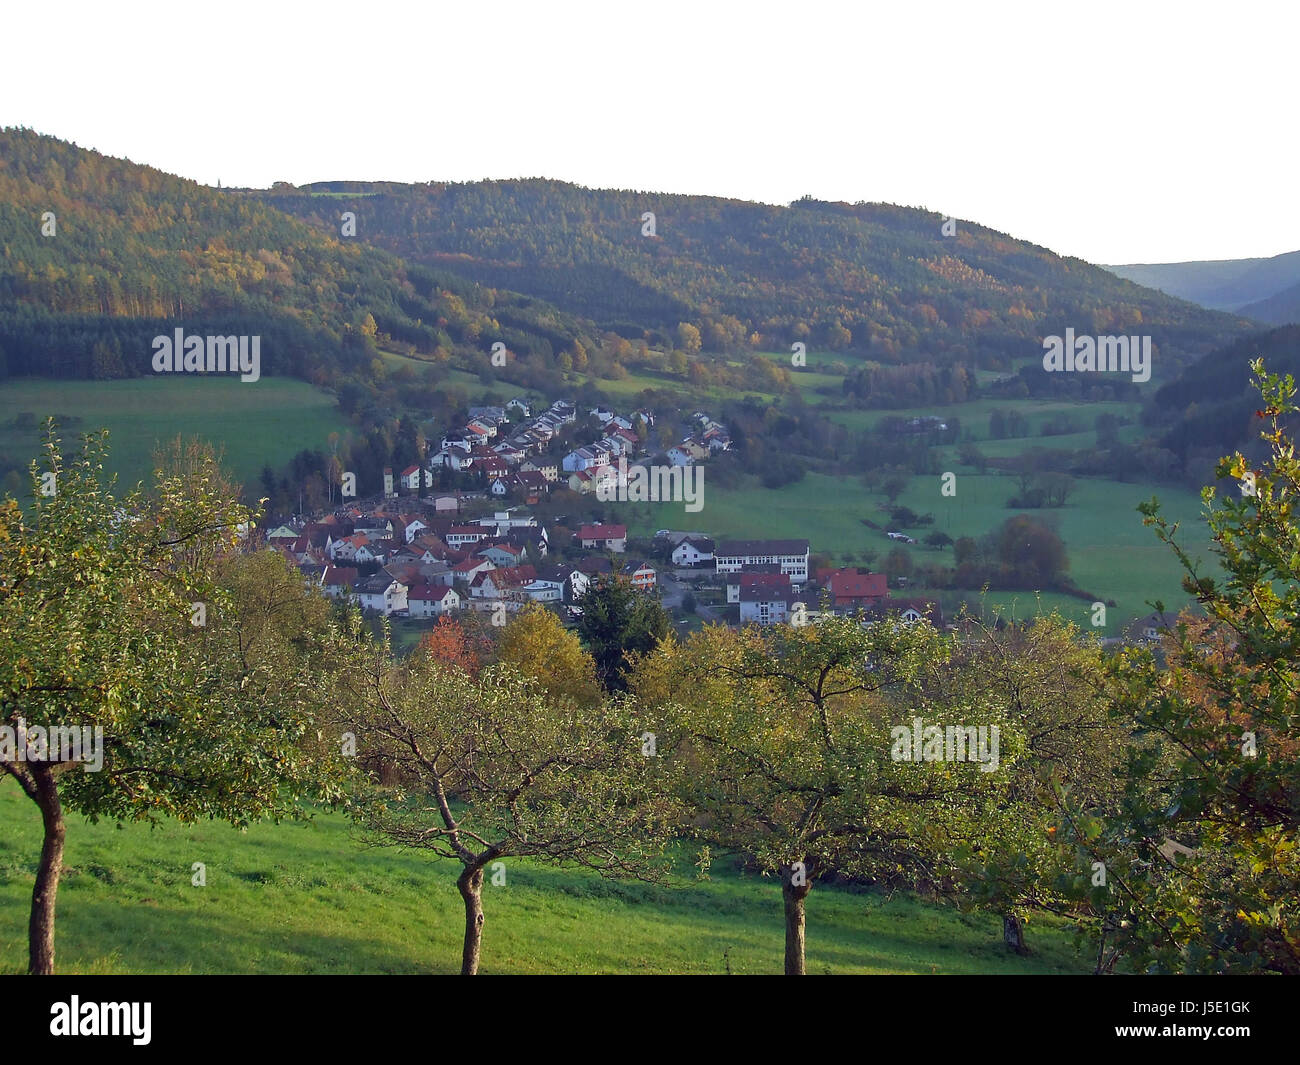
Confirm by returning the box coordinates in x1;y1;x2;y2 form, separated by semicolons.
521;578;565;603
445;525;490;548
408;583;461;618
563;445;612;473
736;574;794;626
529;564;590;603
671;537;715;567
399;465;421;492
355;575;408;616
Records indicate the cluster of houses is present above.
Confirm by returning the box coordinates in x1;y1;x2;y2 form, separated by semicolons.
263;504;663;622
666;412;731;467
423;397;566;502
417;396;730;503
262;490;1184;650
253;392;735;626
266;505;583;620
423;398;699;501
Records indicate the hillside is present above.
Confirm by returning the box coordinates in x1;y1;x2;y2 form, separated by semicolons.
255;178;1249;383
0;129;593;384
1238;278;1300;326
1145;324;1300;468
1106;250;1300;320
0;779;1085;975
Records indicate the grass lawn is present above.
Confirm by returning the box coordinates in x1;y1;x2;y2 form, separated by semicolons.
0;780;1087;975
0;376;351;492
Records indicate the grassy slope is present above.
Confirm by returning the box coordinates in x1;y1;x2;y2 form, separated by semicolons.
0;376;350;490
0;781;1085;975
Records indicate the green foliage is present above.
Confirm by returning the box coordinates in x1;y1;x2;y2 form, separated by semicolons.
935;615;1124;950
639;616;1014;889
0;426;345;825
1089;360;1300;973
576;575;672;692
321;616;675;971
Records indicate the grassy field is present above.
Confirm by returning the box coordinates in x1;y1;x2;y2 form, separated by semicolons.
0;780;1086;975
0;376;351;491
823;397;1142;438
612;469;1214;634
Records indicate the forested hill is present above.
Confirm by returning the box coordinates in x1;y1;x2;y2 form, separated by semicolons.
257;177;1249;375
0;129;592;383
1145;324;1300;470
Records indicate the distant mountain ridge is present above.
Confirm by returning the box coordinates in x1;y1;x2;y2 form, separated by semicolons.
1106;250;1300;324
0;129;1259;397
254;178;1249;378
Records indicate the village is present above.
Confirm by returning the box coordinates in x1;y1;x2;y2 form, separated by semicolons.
258;394;1181;645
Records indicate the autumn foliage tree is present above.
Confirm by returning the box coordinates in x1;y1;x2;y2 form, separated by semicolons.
632;615;1014;975
326;615;674;974
1090;361;1300;973
493;603;603;708
417;614;484;675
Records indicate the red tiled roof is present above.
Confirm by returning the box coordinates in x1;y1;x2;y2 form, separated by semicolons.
737;572;791;594
323;566;359;588
408;583;454;602
578;524;627;540
827;569;888;600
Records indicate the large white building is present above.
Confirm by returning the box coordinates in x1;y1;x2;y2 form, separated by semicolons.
714;539;809;584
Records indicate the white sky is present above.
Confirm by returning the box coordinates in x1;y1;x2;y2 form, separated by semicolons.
3;0;1296;264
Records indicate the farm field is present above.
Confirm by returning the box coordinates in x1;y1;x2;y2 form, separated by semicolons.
0;780;1086;975
0;376;350;491
823;397;1143;438
612;469;1216;634
593;364;782;405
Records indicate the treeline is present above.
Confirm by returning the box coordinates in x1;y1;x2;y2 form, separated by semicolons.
842;362;976;409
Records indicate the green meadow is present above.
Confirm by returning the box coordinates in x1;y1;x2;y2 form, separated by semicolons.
0;376;350;491
611;470;1214;634
0;780;1086;975
822;397;1142;438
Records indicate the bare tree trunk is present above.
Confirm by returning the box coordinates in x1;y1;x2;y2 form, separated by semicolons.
781;868;811;975
1003;912;1028;956
29;766;65;976
457;865;485;975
